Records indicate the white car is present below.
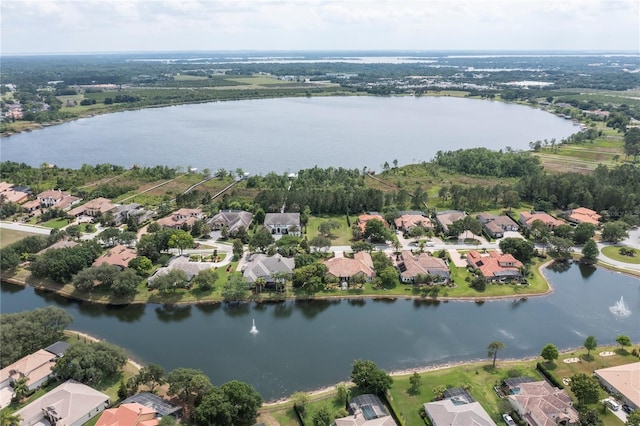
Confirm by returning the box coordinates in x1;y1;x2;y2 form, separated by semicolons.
502;414;516;426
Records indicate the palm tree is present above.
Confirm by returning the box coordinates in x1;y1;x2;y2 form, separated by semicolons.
487;341;506;368
12;377;28;402
255;277;266;294
0;410;21;426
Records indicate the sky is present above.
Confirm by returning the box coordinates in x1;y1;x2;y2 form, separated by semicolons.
1;0;638;55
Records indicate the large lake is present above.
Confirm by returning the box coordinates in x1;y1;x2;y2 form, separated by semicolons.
2;263;638;402
0;96;579;174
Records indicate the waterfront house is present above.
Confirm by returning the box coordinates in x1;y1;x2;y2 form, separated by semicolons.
477;213;519;238
335;394;397;426
594;362;640;411
466;250;523;282
0;350;57;393
96;402;159;426
324;251;375;284
507;381;579;426
121;392;181;417
243;253;295;289
0;181;29;204
92;245;137;270
15;380;109;426
397;251;450;284
423;399;496;426
264;212;301;236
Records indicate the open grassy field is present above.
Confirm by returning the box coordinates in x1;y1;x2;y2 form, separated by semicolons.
0;228;43;248
306;215;358;246
601;246;640;264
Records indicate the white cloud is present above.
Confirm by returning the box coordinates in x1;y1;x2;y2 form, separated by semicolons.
1;0;637;53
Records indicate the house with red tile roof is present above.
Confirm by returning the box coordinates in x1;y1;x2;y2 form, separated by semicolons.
92;245;137;270
566;207;601;226
466;250;523;282
96;402;159;426
156;208;203;229
519;211;564;229
324;252;375;284
68;197;116;217
508;381;579;426
394;213;433;233
397;251;450;284
0;182;29;204
357;213;386;233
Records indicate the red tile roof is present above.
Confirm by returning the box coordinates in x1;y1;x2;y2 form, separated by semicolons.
92;245;137;269
324;252;375;280
466;250;522;279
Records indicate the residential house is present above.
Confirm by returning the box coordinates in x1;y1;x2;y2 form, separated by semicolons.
0;182;29;204
435;210;466;234
594;362;640;410
156;208;203;229
36;239;79;255
466;250;523;282
121;392;181;417
243;253;295;289
357;213;386;233
147;255;211;286
477;213;520;239
335;394;397;426
264;212;301;236
502;377;536;395
507;381;579;426
67;197;116;218
96;402;159;426
519;211;564;229
0;350;58;393
15;379;110;426
113;203;156;225
209;210;253;233
36;189;80;210
397;251;449;284
423;399;497;426
324;251;375;284
21;199;41;214
565;207;601;227
43;341;69;358
92;245;137;270
394;212;433;233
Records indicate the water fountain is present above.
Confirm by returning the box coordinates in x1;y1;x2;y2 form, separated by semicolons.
609;296;631;317
250;318;259;334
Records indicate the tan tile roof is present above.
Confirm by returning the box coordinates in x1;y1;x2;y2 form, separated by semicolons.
324;252;375;280
568;207;601;225
357;214;386;232
0;349;56;388
594;362;640;408
508;381;578;426
394;214;433;230
68;197;116;216
423;399;497;426
520;212;564;228
399;251;448;280
92;245;137;269
466;250;522;279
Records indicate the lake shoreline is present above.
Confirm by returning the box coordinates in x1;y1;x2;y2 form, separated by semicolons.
0;259;555;307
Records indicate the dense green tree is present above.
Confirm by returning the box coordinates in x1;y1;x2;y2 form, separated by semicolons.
409;372;422;394
193;268;219;291
309;235;331;252
581;240;599;264
219;380;263;425
168;230;194;254
502;190;520;211
616;335;632;350
111;268;141;296
313;407;333;426
136;363;165;392
499;238;535;263
570;373;601;405
249;227;275;253
158;417;178;426
584;335;598;356
52;341;127;384
363;219;392;243
318;220;340;237
232;238;244;260
167;368;214;411
577;407;602;426
601;221;629;243
624;127;640;162
292;391;310;414
221;275;250;302
128;255;153;276
0;410;22;426
30;242;101;283
540;343;559;363
627;410;640;426
553;224;575;240
487;341;506;368
0;306;73;367
193;387;234;425
148;269;190;293
547;236;574;260
379;266;400;288
573;223;597;245
350;359;393;394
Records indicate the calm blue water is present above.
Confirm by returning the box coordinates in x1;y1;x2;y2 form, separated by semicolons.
0;96;579;174
2;263;638;401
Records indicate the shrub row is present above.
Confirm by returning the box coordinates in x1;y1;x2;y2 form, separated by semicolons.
536;362;564;389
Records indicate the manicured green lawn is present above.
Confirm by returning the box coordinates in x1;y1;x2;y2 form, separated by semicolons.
601;245;640;264
306;215;358;246
40;218;69;229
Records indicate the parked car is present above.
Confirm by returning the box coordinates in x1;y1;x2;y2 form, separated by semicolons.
502;413;516;426
622;404;633;414
605;399;620;411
